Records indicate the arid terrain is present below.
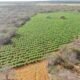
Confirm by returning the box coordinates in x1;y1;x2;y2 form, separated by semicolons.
48;37;80;80
0;60;49;80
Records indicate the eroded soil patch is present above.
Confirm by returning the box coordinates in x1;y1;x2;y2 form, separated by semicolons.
0;60;49;80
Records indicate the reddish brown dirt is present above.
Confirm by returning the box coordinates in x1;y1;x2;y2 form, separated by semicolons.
15;60;49;80
0;61;49;80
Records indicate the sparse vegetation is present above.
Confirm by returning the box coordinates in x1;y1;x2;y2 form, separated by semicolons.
48;38;80;80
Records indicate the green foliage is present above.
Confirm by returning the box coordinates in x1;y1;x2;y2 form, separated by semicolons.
0;12;80;68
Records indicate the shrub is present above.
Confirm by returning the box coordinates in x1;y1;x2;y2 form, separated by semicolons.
60;16;66;19
46;16;52;19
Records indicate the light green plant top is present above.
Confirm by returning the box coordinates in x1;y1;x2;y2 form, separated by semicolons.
0;12;80;68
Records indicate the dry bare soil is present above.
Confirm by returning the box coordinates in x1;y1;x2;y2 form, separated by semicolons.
0;60;49;80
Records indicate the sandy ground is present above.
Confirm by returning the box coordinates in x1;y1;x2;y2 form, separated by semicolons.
0;60;49;80
14;60;49;80
15;60;49;80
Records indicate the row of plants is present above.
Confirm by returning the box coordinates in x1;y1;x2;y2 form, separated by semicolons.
0;12;80;68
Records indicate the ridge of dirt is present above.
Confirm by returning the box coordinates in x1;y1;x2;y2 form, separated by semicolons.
14;60;49;80
0;60;49;80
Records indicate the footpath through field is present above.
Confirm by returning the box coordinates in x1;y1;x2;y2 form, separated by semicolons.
15;60;49;80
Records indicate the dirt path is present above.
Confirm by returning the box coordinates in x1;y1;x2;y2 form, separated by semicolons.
15;60;49;80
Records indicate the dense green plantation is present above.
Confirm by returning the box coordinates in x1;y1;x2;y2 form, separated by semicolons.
0;12;80;68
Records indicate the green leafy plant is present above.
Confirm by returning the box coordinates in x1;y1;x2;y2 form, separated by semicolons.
0;12;80;68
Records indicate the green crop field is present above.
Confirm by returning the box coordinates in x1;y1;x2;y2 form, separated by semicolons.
0;12;80;68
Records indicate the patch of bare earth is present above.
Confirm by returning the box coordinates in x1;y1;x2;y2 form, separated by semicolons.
0;60;49;80
15;60;49;80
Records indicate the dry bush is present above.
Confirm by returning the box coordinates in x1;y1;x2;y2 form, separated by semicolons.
7;27;17;37
19;17;30;25
11;17;30;27
48;48;80;72
0;27;17;45
0;34;11;45
48;38;80;80
48;38;80;73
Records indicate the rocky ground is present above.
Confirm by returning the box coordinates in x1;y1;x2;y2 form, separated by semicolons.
48;38;80;80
